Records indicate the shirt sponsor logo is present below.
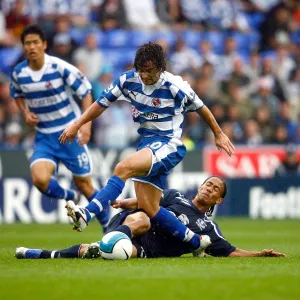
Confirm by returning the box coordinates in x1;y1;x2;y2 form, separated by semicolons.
196;218;207;230
178;214;189;225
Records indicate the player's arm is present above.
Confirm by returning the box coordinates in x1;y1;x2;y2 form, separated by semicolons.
197;105;235;157
228;248;286;257
77;92;93;145
60;76;124;144
15;97;39;127
59;102;106;144
111;198;138;210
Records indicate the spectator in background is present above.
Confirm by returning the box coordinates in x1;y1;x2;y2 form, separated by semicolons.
270;124;289;144
221;82;254;119
274;42;296;83
197;40;220;69
5;0;31;45
255;105;274;143
260;57;286;102
123;0;165;30
274;144;300;176
244;49;261;94
286;68;300;121
277;102;298;142
217;37;239;80
73;32;104;81
251;77;281;117
91;65;113;101
49;32;74;64
260;5;294;51
47;16;78;54
243;119;263;146
3;121;23;149
226;105;244;143
169;38;201;74
98;0;128;31
208;0;250;32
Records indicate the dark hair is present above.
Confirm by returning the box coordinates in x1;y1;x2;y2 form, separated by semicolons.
202;176;227;217
21;24;46;44
134;42;167;72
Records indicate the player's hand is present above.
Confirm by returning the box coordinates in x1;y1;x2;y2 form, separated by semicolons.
111;200;123;209
260;249;286;257
25;112;39;127
214;132;235;157
59;122;80;144
78;124;91;146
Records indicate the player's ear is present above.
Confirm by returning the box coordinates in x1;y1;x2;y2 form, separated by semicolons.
216;197;223;205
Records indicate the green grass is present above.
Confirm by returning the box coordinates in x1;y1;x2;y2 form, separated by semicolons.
1;219;300;300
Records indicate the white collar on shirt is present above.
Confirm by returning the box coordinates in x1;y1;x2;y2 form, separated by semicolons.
138;72;166;95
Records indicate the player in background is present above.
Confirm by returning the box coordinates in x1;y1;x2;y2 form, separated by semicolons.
15;176;286;259
59;42;234;253
10;24;108;232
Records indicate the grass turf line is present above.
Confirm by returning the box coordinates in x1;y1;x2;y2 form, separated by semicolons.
0;218;299;300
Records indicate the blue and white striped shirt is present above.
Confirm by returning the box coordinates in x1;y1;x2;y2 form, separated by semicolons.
97;70;204;138
10;54;92;134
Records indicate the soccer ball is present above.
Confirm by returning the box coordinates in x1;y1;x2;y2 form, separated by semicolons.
100;231;133;260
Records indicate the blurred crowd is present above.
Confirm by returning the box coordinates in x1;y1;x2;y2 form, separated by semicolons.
0;0;299;150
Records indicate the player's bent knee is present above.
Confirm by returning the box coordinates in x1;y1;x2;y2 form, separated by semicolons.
114;160;132;179
31;175;50;191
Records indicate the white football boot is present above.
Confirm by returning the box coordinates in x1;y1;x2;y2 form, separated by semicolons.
65;201;88;232
192;235;212;257
82;243;101;259
15;247;42;259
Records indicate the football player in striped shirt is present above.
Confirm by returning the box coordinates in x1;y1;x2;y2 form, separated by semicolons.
59;42;235;253
10;24;108;232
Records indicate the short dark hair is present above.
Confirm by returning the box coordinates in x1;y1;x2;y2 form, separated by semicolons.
134;42;167;72
21;24;46;44
202;176;227;217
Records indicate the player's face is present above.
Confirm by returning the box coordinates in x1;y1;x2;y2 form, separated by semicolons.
197;177;224;206
23;34;46;61
138;61;161;85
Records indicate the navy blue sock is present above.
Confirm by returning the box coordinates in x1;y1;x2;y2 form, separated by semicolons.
88;191;109;230
115;225;132;239
40;244;81;259
43;178;75;200
152;207;200;249
85;176;125;221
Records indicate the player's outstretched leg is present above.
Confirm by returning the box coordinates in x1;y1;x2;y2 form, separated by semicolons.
16;244;83;259
87;191;109;234
41;178;79;201
66;175;125;232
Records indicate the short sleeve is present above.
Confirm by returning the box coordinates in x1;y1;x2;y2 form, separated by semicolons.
61;61;92;100
96;74;125;108
10;71;24;99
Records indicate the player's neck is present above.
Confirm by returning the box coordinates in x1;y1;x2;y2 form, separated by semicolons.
29;55;45;71
192;199;208;214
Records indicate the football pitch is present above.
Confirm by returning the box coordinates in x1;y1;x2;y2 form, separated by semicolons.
0;219;299;300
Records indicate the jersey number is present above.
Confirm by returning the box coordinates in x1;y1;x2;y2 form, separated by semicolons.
150;142;163;150
77;153;89;168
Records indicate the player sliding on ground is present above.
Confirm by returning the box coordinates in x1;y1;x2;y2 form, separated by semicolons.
16;176;285;259
59;42;235;254
10;24;108;232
